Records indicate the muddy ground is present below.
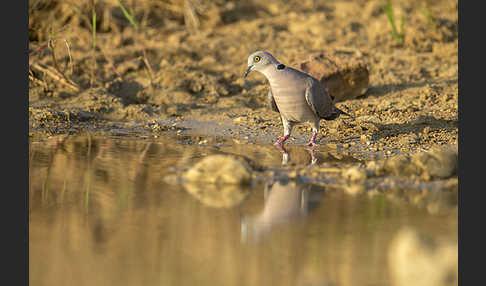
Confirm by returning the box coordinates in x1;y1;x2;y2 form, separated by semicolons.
29;0;458;189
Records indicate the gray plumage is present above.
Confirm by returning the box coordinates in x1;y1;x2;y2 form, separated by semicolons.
267;89;279;113
244;51;351;146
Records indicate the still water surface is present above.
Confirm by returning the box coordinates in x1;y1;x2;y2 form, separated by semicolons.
29;134;457;286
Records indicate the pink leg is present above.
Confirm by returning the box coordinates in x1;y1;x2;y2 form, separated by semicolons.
274;134;290;146
307;131;319;147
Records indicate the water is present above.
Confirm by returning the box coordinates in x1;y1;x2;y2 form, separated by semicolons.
29;134;457;286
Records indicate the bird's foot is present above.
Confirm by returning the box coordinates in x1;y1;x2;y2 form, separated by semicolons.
274;135;290;146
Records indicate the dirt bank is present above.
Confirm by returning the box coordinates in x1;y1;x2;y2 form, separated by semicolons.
29;0;458;175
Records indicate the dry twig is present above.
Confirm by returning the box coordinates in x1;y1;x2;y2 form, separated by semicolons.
30;62;80;92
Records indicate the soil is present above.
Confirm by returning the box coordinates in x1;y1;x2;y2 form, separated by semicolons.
29;0;458;185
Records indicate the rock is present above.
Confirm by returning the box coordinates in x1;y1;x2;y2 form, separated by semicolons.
77;110;94;121
289;50;369;102
383;154;421;177
107;80;145;105
388;228;458;286
184;154;252;185
411;145;457;179
382;145;457;180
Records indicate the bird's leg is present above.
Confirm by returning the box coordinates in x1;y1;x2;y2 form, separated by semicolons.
307;121;320;147
307;131;318;147
274;118;293;146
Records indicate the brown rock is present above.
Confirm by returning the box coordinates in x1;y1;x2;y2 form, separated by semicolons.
383;154;421;177
382;145;457;180
289;50;369;102
411;145;458;179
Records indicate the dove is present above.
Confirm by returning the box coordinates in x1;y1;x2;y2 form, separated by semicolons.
244;51;351;146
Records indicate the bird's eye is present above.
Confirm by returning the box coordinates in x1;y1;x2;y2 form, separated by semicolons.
254;56;261;62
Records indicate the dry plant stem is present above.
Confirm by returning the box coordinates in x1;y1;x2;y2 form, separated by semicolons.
29;42;49;56
100;47;123;81
184;0;200;31
141;46;154;86
90;0;97;88
90;53;97;88
117;0;154;86
29;74;48;89
30;63;80;92
63;39;74;76
49;40;77;87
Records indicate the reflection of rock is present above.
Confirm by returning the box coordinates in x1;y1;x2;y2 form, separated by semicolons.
183;182;250;208
388;228;457;286
343;166;367;182
241;181;322;243
184;155;252;185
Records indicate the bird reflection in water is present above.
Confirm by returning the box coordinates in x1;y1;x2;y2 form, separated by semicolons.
274;144;318;166
240;179;323;243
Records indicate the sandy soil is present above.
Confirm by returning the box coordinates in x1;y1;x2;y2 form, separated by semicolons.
29;0;458;179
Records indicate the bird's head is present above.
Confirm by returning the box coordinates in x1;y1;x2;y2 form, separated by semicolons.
244;51;281;79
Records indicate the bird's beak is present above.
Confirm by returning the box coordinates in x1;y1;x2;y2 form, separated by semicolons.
244;65;253;79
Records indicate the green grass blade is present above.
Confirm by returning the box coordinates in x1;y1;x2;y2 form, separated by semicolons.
117;0;139;29
381;0;403;44
92;6;96;49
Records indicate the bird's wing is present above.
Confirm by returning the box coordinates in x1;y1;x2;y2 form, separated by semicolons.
304;77;333;119
267;88;280;113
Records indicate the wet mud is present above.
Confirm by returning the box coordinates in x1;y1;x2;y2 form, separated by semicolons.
29;0;457;156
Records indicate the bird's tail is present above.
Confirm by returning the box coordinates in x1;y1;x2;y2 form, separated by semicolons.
322;106;354;120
